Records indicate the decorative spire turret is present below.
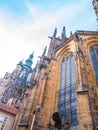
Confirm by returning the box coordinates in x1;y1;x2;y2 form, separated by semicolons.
17;59;23;67
38;46;47;59
35;60;39;69
70;31;72;36
42;46;47;57
48;28;57;39
23;52;34;70
38;46;48;69
61;26;66;39
93;0;98;19
53;28;57;37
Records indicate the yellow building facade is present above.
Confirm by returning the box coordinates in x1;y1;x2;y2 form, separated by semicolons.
12;30;98;130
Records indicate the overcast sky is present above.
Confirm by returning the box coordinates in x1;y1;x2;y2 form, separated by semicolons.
0;0;97;77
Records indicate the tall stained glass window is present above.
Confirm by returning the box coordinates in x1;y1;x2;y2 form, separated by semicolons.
90;45;98;87
58;52;78;127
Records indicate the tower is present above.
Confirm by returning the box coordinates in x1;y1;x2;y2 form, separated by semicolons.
1;52;34;107
0;53;37;130
23;52;34;71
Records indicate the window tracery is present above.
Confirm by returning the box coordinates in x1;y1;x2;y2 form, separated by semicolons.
58;52;78;126
90;45;98;86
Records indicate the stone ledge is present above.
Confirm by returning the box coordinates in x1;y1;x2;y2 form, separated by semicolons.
77;89;88;94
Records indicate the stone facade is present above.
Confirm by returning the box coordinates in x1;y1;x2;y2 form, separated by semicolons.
11;30;98;130
0;2;97;129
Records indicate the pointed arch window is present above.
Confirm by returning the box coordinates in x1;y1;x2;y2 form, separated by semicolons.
90;45;98;86
58;52;78;127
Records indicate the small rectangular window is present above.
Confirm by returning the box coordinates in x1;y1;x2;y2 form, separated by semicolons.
0;114;8;129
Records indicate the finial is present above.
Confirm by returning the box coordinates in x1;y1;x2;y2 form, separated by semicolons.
17;59;23;66
70;31;72;36
36;60;39;66
22;59;24;62
48;28;57;39
32;51;34;56
92;0;98;19
30;51;34;59
42;46;47;57
53;28;57;37
61;26;66;39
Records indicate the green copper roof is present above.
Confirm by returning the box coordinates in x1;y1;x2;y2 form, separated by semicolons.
23;52;34;70
17;59;23;66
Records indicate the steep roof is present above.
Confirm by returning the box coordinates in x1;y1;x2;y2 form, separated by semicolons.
0;103;18;115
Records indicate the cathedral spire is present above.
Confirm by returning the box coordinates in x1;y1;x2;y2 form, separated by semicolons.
23;52;34;69
17;59;23;66
61;26;66;39
53;28;57;37
38;46;47;59
48;28;57;39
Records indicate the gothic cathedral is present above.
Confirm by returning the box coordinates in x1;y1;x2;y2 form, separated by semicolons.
0;1;98;130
